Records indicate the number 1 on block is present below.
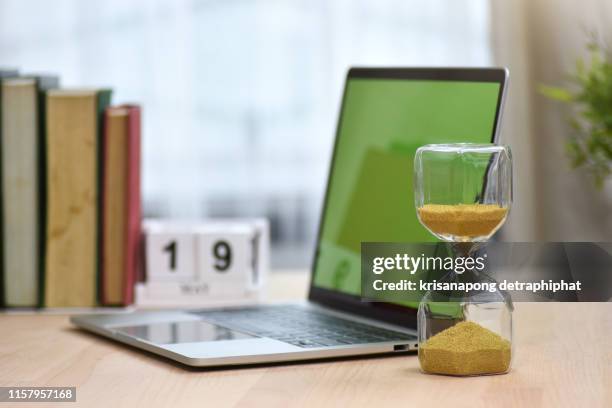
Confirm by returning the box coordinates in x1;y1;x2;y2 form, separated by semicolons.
146;233;196;281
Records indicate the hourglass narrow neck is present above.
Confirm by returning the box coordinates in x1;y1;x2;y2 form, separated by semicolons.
451;241;484;258
445;242;491;283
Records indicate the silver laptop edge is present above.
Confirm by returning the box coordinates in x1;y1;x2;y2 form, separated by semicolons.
70;303;418;367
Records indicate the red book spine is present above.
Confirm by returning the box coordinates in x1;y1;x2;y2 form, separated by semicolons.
123;105;141;304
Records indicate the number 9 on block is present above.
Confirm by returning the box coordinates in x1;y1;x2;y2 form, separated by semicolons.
197;224;254;286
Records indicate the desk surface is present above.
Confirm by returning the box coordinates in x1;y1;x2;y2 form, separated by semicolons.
1;271;610;408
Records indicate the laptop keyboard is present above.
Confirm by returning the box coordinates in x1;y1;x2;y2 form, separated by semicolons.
190;305;416;348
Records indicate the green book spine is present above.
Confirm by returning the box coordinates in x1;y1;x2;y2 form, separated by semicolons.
36;77;59;308
95;90;112;305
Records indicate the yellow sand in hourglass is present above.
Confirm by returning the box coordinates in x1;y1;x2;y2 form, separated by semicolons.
418;204;508;239
419;321;511;376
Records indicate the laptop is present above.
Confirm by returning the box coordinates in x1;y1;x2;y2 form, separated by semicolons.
71;67;508;367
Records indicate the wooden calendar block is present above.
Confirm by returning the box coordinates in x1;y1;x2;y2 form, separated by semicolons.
196;223;256;289
139;218;269;307
144;221;197;282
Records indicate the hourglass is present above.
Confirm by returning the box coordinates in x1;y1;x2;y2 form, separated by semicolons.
414;143;513;376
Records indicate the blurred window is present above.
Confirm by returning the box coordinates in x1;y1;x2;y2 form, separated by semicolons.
0;0;491;267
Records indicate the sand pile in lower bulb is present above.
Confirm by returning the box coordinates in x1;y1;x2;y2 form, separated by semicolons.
419;321;511;376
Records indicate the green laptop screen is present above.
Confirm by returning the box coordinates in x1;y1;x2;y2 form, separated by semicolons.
313;78;501;297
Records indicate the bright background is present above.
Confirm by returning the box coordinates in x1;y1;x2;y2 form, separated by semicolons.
0;0;491;267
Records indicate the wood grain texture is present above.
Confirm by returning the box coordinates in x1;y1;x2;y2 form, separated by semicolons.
1;271;610;408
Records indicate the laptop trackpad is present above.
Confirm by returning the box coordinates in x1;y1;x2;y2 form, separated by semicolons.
113;320;255;344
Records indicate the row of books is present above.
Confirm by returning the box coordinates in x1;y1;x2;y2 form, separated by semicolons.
0;68;141;307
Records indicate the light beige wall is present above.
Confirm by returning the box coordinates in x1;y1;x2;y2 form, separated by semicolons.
489;0;539;240
490;0;612;241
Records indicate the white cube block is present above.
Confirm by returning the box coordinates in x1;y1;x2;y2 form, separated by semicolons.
144;221;197;282
197;223;255;288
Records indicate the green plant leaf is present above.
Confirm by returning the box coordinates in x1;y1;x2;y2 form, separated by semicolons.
538;85;573;102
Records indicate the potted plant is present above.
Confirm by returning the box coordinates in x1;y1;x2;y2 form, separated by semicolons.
540;39;612;190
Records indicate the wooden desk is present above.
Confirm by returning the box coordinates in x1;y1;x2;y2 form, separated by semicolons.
1;271;610;407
